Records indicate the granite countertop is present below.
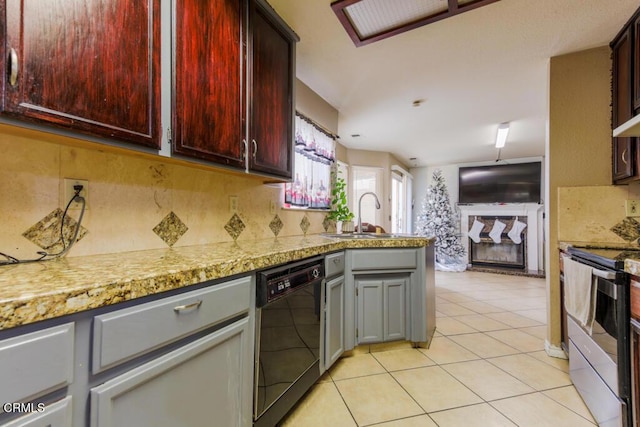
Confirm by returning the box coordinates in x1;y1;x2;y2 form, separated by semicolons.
0;234;434;331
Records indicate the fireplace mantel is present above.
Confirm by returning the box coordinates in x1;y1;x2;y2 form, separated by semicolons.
458;203;544;273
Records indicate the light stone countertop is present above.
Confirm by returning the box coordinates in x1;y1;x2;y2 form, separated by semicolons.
558;241;640;276
0;234;434;331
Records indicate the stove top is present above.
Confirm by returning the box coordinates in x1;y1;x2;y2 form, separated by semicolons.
567;246;640;270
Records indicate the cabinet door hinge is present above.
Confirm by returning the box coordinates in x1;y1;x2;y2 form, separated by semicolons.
356;328;358;338
167;127;172;144
356;288;358;297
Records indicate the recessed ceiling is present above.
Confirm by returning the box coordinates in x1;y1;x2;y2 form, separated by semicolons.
267;0;640;167
332;0;500;46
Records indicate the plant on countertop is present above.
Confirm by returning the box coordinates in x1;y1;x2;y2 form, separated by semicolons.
327;172;354;223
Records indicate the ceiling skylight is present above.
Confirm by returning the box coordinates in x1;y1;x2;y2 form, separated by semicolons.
331;0;500;47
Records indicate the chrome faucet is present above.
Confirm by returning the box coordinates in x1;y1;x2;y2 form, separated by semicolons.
357;192;381;233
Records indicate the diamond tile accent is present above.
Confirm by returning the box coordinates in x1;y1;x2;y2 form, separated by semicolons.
323;215;332;232
225;213;246;241
611;217;640;241
22;208;88;253
269;215;284;237
153;211;188;247
300;215;311;235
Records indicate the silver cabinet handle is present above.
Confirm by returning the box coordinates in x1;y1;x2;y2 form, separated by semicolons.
9;48;18;87
622;148;628;165
173;300;202;313
242;139;248;160
252;139;257;159
333;258;341;264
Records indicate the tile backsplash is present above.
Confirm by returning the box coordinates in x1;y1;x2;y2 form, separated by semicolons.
557;184;640;246
1;128;329;259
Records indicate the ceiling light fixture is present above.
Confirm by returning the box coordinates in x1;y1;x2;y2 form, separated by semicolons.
331;0;501;47
495;122;510;148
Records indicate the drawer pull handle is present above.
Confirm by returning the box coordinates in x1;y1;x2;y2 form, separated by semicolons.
333;258;341;264
9;48;18;87
622;148;628;165
252;139;257;159
173;300;203;313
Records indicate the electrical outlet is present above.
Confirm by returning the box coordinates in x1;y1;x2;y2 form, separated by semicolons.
63;178;89;210
229;196;238;213
626;199;640;217
270;200;276;215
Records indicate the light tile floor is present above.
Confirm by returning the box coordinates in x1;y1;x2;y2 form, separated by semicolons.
281;270;596;426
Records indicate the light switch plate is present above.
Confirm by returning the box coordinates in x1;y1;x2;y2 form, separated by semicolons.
626;199;640;217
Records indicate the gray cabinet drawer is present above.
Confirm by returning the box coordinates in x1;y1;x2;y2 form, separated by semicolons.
0;323;74;407
325;252;345;278
92;276;251;373
350;249;417;271
1;396;72;427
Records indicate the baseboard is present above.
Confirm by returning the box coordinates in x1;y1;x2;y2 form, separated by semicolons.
544;339;568;359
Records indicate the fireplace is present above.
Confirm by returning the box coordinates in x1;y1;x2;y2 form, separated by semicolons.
458;203;544;275
469;217;526;269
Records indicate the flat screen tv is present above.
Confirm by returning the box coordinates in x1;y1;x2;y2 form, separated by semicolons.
458;162;541;204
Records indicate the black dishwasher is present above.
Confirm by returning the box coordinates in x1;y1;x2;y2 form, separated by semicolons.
253;256;324;427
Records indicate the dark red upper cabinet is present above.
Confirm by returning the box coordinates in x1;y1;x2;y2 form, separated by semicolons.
612;26;637;183
248;0;298;179
2;0;161;149
173;0;297;180
172;0;246;168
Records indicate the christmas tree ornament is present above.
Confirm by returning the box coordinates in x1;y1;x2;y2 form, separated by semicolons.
508;217;527;244
489;219;506;243
468;217;484;243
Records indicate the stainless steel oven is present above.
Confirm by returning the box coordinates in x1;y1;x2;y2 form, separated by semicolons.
253;256;324;427
564;247;631;427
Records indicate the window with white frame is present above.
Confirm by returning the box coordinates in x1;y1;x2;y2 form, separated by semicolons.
284;113;336;209
352;166;383;228
391;165;413;233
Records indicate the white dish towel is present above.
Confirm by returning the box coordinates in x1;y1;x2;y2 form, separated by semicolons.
563;256;596;335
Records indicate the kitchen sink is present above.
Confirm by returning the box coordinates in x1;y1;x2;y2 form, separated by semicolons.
320;232;417;239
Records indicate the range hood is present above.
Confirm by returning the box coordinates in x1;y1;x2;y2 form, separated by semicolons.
614;115;640;137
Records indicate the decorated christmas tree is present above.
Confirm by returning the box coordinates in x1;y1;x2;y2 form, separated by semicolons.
416;169;467;271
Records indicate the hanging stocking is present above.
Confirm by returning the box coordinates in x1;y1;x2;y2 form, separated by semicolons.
489;219;506;243
508;218;527;244
468;218;485;243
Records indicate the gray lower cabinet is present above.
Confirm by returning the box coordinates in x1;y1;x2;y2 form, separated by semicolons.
90;317;252;427
0;323;74;407
355;275;408;344
324;274;345;370
0;322;74;427
0;275;253;427
346;246;435;350
1;396;72;427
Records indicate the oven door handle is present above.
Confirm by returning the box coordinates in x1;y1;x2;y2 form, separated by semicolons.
591;266;619;300
592;267;616;281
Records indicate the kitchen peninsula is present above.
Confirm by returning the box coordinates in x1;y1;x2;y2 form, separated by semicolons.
0;234;435;427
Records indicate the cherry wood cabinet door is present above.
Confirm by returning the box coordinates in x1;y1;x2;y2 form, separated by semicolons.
2;0;161;148
634;15;640;113
248;0;297;179
172;0;246;169
612;27;636;182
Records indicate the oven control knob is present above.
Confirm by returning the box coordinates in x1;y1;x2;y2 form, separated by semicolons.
311;268;320;279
